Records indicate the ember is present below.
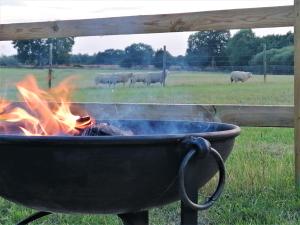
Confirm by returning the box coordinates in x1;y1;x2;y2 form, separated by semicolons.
0;75;94;136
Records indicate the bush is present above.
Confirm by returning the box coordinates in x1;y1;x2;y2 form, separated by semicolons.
0;55;19;67
250;46;294;74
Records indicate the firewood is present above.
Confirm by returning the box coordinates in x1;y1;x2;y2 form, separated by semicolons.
80;122;133;136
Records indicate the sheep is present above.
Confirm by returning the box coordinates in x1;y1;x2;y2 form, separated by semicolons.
95;73;133;87
145;70;168;86
230;71;252;83
130;73;148;87
111;73;133;87
95;75;113;87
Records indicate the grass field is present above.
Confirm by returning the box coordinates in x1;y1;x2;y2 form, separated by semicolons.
0;67;294;104
0;67;299;225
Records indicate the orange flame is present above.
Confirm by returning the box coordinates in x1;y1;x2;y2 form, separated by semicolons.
0;75;93;136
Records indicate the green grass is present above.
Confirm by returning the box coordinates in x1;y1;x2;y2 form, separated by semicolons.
0;67;299;224
0;67;294;104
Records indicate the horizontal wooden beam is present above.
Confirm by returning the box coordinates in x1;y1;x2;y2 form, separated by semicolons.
0;5;294;41
71;103;294;128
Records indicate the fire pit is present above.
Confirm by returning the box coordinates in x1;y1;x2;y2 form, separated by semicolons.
0;119;240;225
0;76;240;224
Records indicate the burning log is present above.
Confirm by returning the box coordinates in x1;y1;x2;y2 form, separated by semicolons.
77;116;133;136
80;123;133;136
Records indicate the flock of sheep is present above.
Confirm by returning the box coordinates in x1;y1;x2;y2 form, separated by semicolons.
94;70;252;88
95;71;168;87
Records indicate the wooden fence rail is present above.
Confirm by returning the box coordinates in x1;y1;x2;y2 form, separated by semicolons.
71;103;294;128
0;6;294;41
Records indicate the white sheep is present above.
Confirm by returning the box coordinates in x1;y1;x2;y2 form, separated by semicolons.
95;73;133;87
95;75;113;87
113;73;133;86
230;71;252;83
130;73;148;87
146;70;168;86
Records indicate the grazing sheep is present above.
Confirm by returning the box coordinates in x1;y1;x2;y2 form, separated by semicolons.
130;73;148;86
95;73;133;87
145;70;168;86
95;75;113;87
230;71;252;83
110;73;133;87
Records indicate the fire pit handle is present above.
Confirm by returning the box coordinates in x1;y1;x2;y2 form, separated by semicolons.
179;137;225;211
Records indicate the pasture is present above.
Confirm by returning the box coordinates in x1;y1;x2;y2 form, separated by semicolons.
0;67;294;105
0;67;298;225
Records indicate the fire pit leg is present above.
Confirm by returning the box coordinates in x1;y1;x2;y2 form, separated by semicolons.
118;210;149;225
180;151;198;225
16;211;51;225
179;137;227;225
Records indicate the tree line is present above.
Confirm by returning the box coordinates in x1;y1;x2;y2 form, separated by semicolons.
1;29;294;74
70;44;185;69
186;29;293;74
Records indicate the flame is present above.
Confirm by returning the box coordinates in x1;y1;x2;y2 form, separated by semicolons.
0;98;10;114
0;75;93;136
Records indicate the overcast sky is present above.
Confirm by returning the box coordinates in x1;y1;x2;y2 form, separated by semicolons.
0;0;294;56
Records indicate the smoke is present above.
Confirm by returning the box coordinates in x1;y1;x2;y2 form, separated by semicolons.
106;119;216;135
76;102;220;135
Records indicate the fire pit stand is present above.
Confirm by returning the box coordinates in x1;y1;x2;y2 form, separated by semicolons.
15;137;225;225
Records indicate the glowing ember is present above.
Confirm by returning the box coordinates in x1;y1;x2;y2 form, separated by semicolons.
0;75;94;136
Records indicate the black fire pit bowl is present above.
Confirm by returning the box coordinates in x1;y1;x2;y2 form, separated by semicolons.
0;120;240;224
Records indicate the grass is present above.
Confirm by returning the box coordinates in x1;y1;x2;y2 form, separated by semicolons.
0;67;299;224
0;67;294;104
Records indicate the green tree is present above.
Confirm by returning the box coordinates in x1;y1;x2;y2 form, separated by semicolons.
173;55;186;67
227;29;261;66
152;48;173;69
46;38;74;64
121;43;154;67
70;54;96;65
12;37;74;66
12;39;47;66
0;55;19;66
95;49;125;65
185;30;230;68
250;46;294;74
261;32;294;50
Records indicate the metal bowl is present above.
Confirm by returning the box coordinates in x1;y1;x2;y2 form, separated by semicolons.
0;120;240;214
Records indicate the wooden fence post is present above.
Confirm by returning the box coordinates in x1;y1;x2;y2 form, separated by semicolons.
294;0;300;189
48;42;53;89
163;45;167;87
263;43;267;83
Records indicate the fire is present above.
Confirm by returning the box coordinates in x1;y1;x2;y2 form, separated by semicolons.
0;75;93;136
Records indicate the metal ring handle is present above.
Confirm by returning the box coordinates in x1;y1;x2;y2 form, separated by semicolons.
179;147;225;211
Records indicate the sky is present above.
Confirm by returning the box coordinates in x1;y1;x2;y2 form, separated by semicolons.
0;0;294;56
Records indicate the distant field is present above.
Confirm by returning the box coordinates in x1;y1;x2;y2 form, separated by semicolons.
0;67;294;105
0;67;298;225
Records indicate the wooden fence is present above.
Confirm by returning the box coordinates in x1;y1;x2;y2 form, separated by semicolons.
0;2;299;187
71;103;294;128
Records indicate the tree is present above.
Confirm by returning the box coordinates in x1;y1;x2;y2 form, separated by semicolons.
121;43;154;68
152;48;173;69
250;46;294;74
185;30;230;68
0;55;19;66
12;37;74;66
46;38;74;64
173;55;186;67
95;49;125;65
226;29;261;66
261;32;294;50
12;39;47;66
69;54;96;65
